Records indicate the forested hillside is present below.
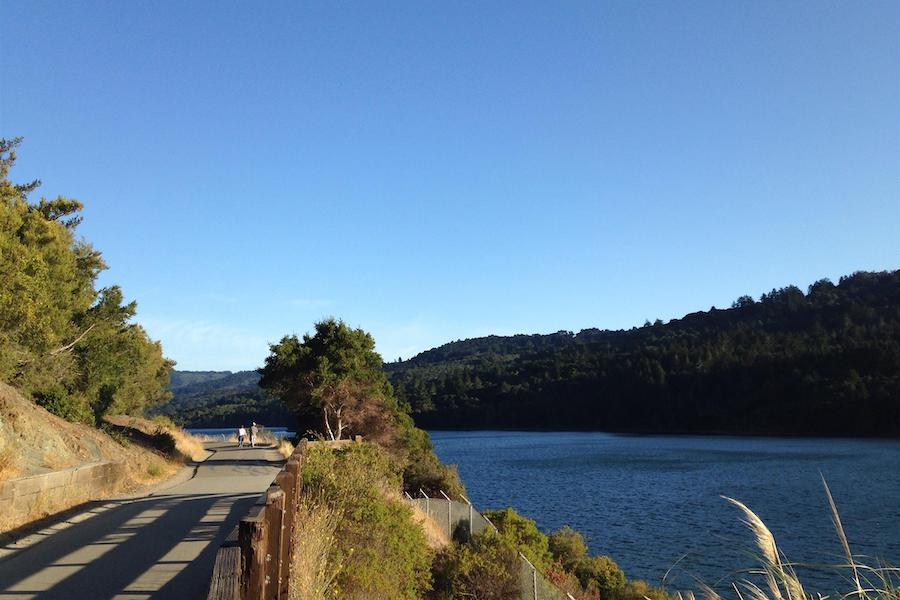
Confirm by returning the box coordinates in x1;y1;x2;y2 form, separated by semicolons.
152;370;292;428
387;271;900;436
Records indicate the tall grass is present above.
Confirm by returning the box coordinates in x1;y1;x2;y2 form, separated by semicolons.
695;480;898;600
277;438;295;459
290;492;342;600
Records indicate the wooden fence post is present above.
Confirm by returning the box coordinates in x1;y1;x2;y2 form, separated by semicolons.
265;488;285;600
275;470;296;599
239;516;267;600
285;460;300;510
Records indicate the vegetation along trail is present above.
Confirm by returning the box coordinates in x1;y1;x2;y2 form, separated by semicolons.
0;441;283;600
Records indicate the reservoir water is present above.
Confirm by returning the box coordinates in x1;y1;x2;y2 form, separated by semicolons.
186;427;295;438
429;430;900;594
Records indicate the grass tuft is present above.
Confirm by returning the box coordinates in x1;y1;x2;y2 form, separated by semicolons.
711;481;899;600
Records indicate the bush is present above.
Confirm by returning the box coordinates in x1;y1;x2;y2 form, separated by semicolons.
150;414;177;430
301;443;433;599
549;525;589;571
91;385;116;424
403;453;464;498
34;387;93;424
576;555;625;597
613;579;671;600
483;507;554;569
483;509;642;600
100;422;131;447
430;530;520;600
396;415;466;497
152;429;177;456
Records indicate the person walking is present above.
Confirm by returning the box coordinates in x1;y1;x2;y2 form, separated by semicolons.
237;425;247;447
250;422;258;448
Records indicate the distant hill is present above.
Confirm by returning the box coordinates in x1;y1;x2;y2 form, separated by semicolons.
152;370;291;428
168;370;260;396
386;270;900;436
168;371;235;391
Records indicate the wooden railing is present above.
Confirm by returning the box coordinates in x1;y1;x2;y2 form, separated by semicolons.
207;439;307;600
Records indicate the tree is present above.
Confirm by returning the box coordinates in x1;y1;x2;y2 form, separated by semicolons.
260;318;466;495
259;318;395;440
1;137;172;421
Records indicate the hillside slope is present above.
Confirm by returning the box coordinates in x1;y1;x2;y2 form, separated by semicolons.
0;382;205;532
152;370;292;428
387;270;900;436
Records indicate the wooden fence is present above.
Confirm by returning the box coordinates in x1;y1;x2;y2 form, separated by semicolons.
207;439;307;600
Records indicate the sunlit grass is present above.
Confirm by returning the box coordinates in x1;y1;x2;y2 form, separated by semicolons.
690;479;899;600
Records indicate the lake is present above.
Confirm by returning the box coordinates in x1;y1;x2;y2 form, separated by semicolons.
428;430;900;594
186;427;295;439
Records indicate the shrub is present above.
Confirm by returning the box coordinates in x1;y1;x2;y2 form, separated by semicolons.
146;462;163;477
613;579;671;600
576;555;625;597
152;428;177;456
483;507;554;569
429;530;520;600
91;385;116;424
397;418;465;497
301;443;433;599
34;387;93;424
484;509;637;600
549;525;589;571
100;422;131;447
403;453;464;498
150;414;177;430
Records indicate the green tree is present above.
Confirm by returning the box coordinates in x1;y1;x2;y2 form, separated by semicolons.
260;318;465;495
258;318;394;440
0;137;172;422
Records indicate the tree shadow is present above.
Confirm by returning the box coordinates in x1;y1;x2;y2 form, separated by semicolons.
0;491;261;599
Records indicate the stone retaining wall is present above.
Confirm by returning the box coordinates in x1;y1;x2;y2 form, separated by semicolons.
0;461;127;532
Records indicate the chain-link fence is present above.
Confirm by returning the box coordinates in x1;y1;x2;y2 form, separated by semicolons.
405;492;574;600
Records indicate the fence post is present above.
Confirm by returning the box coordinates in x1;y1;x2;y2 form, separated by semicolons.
275;470;295;599
264;488;285;600
419;488;429;517
461;494;474;539
239;516;267;600
284;460;300;506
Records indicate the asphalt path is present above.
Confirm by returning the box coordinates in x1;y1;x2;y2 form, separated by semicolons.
0;442;283;600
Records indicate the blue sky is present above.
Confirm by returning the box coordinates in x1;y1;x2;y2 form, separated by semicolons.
2;1;898;371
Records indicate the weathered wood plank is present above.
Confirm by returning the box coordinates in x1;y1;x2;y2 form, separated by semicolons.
206;545;241;600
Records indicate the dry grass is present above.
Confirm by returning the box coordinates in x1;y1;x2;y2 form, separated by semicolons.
289;494;342;600
0;437;20;480
105;415;208;462
409;501;451;549
169;429;207;461
698;482;900;600
277;438;295;459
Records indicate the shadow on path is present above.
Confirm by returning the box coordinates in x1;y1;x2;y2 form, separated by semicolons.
0;492;258;599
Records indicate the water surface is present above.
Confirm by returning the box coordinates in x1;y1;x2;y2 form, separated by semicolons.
186;427;295;438
429;431;900;593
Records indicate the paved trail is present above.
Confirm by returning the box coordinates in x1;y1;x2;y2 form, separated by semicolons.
0;442;283;600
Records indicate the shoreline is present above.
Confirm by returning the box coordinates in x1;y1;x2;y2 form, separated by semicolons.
419;426;900;440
